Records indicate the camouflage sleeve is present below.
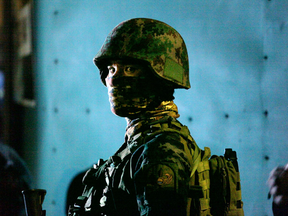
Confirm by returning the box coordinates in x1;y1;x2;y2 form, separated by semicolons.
131;132;200;216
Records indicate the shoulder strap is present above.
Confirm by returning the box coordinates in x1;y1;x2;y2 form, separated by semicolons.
197;147;212;216
187;147;212;216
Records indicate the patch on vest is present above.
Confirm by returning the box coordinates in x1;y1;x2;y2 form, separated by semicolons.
157;173;173;186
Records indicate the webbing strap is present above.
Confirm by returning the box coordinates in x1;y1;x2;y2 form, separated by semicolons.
236;190;242;201
197;160;210;173
199;179;210;191
190;147;211;178
199;198;210;210
197;147;211;215
237;172;241;182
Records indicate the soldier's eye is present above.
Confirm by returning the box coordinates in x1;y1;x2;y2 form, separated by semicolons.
108;66;116;73
125;67;136;73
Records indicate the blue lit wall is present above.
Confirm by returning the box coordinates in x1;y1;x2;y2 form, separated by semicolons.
25;0;288;215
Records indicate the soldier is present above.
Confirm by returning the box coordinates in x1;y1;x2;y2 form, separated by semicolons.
68;18;243;216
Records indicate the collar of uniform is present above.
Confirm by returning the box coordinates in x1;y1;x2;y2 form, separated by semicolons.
125;101;179;135
125;116;173;152
123;101;179;153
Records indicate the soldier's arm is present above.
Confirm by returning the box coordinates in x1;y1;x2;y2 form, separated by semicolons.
132;133;198;216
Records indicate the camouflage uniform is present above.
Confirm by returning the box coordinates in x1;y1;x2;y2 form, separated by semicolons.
68;18;202;216
70;112;201;216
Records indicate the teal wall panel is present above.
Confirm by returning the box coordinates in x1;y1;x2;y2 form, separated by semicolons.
25;0;288;215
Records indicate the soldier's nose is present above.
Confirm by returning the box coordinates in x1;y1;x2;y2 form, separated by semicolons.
106;73;124;87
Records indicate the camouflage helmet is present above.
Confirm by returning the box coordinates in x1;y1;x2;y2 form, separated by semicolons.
94;18;190;89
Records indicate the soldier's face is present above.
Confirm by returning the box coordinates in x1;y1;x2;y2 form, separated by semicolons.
105;61;155;117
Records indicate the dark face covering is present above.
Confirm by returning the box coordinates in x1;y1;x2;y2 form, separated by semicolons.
105;61;166;118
